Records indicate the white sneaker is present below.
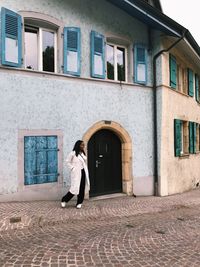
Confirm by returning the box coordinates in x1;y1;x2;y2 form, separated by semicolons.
76;204;82;209
61;202;66;208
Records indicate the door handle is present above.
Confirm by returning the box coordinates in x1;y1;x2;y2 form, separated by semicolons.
96;160;101;168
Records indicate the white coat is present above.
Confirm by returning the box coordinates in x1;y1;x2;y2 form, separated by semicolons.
66;151;90;195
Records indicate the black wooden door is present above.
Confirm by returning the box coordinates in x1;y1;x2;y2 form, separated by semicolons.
88;129;122;197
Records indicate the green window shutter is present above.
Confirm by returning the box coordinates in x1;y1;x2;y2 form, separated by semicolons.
174;119;182;157
134;44;147;84
1;7;22;67
188;68;194;96
193;123;197;153
169;54;177;89
195;74;199;102
189;122;195;154
90;31;105;79
63;27;81;76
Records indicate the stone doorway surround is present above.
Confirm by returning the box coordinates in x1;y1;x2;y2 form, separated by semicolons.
82;121;133;196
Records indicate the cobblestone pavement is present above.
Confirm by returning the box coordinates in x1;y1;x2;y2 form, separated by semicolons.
0;189;200;267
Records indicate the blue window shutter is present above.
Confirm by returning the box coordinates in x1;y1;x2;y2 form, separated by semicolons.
174;119;182;157
188;68;194;96
24;136;58;185
169;54;177;89
90;30;105;79
134;44;147;84
24;137;37;185
1;7;22;67
47;136;58;182
195;74;199;102
63;27;81;76
36;137;48;184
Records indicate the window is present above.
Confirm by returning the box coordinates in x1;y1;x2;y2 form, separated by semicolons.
24;24;57;72
24;136;58;185
134;44;147;84
106;44;126;82
177;64;187;94
169;54;198;97
174;119;189;156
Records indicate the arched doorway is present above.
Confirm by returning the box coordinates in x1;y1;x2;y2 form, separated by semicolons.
88;129;122;197
83;121;133;197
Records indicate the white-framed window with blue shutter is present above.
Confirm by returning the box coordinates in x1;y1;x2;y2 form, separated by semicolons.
134;44;147;84
169;54;177;89
24;136;59;185
195;74;200;102
1;7;22;67
63;27;81;76
188;68;194;97
90;31;105;79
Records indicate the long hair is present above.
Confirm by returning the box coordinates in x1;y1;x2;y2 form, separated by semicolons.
73;140;85;156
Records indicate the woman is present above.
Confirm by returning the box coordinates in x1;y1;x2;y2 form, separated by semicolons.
61;140;90;209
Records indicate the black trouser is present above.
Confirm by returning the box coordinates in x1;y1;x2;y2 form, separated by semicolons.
62;169;86;205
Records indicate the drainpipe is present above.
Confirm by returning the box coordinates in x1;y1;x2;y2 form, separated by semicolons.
153;30;187;196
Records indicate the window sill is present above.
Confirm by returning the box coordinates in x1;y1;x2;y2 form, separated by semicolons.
0;65;151;89
179;153;189;159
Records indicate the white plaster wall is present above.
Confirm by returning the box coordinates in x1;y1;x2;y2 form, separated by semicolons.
0;71;153;198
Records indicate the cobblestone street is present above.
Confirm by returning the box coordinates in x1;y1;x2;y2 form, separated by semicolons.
0;189;200;267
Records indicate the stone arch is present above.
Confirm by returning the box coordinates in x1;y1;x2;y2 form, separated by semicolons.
82;121;133;196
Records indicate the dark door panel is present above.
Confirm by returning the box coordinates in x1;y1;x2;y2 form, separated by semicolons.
88;129;122;197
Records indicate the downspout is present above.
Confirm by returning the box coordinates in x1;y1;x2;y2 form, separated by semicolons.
153;30;187;196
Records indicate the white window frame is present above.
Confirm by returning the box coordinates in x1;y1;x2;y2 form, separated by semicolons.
106;43;127;82
24;25;57;73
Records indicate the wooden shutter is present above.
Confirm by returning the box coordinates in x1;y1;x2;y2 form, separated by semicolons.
174;119;182;157
24;136;58;185
188;68;194;96
63;27;81;76
189;122;196;154
1;7;22;67
195;74;199;102
90;31;105;78
169;54;177;89
134;44;147;84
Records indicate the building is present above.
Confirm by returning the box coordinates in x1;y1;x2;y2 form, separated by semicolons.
0;0;199;202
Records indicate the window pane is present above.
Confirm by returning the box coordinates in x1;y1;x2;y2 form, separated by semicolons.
5;37;18;63
25;27;38;70
42;30;55;72
67;51;78;73
117;47;125;81
94;55;103;76
106;44;114;80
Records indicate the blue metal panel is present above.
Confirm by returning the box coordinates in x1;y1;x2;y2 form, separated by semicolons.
134;44;147;84
90;30;105;79
63;27;81;76
1;7;22;67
